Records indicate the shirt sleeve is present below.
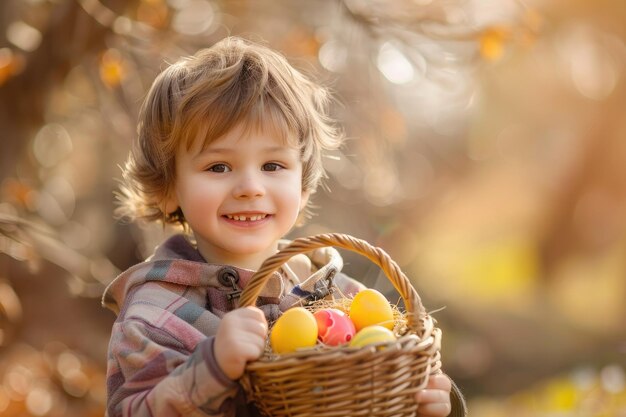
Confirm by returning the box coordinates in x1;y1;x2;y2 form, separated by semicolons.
332;271;366;296
106;318;239;417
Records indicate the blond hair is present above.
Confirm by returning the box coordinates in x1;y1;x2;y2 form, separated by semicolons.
117;37;343;225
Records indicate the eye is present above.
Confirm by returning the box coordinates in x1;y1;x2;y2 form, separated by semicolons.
206;163;230;173
262;162;284;172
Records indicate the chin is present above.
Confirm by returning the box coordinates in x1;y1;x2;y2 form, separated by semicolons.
224;240;275;255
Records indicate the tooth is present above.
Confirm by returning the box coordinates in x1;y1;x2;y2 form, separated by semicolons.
227;214;269;221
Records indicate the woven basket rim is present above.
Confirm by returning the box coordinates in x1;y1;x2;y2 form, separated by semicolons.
239;233;428;335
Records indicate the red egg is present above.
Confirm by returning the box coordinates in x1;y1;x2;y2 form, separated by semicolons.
313;308;356;346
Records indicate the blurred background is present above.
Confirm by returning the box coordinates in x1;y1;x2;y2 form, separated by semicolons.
1;0;625;416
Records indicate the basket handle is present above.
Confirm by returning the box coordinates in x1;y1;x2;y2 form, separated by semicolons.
239;233;427;334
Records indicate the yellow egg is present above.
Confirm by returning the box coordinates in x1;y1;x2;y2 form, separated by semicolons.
349;325;397;348
348;289;394;331
270;307;318;354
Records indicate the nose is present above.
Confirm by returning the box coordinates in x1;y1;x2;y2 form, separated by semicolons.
233;171;265;199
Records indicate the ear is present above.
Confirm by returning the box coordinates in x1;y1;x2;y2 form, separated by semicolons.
161;188;179;216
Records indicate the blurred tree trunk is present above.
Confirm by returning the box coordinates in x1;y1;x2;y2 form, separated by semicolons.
0;0;133;181
539;101;626;277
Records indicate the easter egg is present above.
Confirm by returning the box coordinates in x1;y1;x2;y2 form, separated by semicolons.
349;325;397;348
348;289;394;331
270;307;318;354
313;308;356;346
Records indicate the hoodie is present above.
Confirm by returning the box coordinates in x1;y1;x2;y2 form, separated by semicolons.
102;234;364;417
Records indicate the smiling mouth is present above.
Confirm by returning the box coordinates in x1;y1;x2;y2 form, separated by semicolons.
224;214;269;222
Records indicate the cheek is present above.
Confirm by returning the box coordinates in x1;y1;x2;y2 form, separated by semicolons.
282;180;305;211
177;180;219;215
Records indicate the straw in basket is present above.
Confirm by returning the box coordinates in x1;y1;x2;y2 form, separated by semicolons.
238;233;443;417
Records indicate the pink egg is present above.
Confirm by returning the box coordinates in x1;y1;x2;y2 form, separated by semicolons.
313;308;356;346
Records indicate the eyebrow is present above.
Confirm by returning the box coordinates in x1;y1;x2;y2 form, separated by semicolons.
192;145;298;160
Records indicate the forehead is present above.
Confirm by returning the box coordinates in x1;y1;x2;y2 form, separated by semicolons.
205;123;296;152
190;109;301;154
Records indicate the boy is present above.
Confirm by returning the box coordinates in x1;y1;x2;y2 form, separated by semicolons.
104;37;463;417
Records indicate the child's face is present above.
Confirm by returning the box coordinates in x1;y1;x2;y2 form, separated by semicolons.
165;122;308;269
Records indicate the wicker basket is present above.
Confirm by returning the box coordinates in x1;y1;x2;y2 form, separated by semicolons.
239;233;442;417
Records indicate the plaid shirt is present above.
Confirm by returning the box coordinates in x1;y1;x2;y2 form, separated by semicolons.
102;234;364;417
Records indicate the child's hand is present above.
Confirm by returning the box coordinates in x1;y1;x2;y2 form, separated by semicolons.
214;306;268;380
415;372;452;417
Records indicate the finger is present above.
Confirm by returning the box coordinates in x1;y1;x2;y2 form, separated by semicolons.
234;328;267;347
416;401;451;417
240;344;264;361
415;387;451;417
227;308;268;332
425;374;452;391
242;306;268;323
228;306;266;323
238;337;267;360
416;388;450;405
218;325;265;347
228;335;265;360
255;319;269;337
236;317;269;337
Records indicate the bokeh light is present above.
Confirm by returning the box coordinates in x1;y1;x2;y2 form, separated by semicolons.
171;0;218;35
377;42;415;84
6;21;41;52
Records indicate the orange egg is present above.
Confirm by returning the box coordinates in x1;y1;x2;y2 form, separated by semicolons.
348;289;394;331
